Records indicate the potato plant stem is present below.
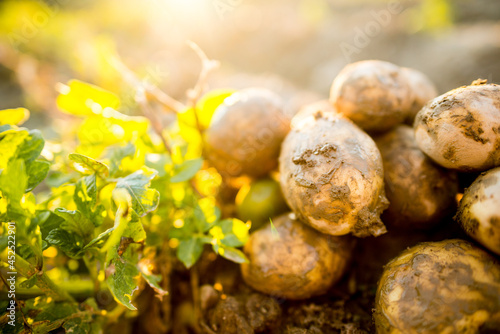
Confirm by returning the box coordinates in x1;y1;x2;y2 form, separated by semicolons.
1;280;95;301
190;264;201;334
10;255;75;302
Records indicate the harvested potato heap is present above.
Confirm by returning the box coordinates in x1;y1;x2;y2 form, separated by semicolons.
330;60;437;133
374;125;458;230
209;64;500;334
414;80;500;172
205;87;290;178
374;239;500;334
279;104;389;237
456;167;500;255
241;213;353;300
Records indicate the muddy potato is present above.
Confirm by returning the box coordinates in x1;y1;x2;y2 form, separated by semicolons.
375;125;458;230
240;213;352;300
456;167;500;255
374;239;500;334
401;67;438;124
330;60;412;133
204;88;290;178
414;80;500;172
279;106;388;237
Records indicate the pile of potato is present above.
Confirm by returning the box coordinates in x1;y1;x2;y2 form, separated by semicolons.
205;60;500;333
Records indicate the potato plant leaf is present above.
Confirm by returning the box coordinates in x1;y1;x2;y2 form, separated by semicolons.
19;273;37;289
0;128;29;169
17;129;45;164
177;237;204;269
171;158;203;183
139;267;168;300
104;143;136;176
217;245;248;264
0;108;30;125
56;79;121;116
69;153;110;176
106;259;140;310
26;160;51;192
46;228;85;259
113;167;159;217
53;208;95;240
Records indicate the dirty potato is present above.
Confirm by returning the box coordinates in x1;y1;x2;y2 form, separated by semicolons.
204;88;290;178
241;213;352;300
279;106;389;237
401;67;438;124
374;239;500;334
330;60;412;133
414;80;500;172
456;167;500;255
375;125;458;230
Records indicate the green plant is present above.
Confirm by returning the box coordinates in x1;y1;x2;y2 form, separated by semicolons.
0;76;249;332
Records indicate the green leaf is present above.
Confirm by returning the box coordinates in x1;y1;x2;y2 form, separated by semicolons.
113;167;159;217
56;79;120;116
178;89;234;130
104;143;136;176
106;259;140;310
177;237;204;268
69;153;109;176
63;317;92;334
0;128;29;169
171;158;203;183
53;208;94;239
0;159;27;204
19;274;37;289
84;227;115;250
74;174;104;227
216;218;249;248
0;159;28;221
0;108;30;125
123;220;147;242
34;210;65;240
218;245;248;264
17;129;45;163
78;112;148;148
139;268;168;299
26;160;50;192
46;228;85;258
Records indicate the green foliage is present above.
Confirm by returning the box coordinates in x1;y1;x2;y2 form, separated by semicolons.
0;81;248;333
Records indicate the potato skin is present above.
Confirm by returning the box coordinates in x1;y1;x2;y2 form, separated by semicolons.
330;60;412;133
375;125;458;230
279;107;388;237
456;167;500;255
240;213;352;300
205;88;290;178
414;82;500;172
374;239;500;334
401;67;438;124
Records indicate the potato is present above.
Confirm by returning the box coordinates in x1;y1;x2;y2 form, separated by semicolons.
330;60;412;133
374;239;500;334
374;125;458;230
240;213;352;300
236;177;289;232
456;167;500;255
279;106;388;237
204;88;290;178
414;80;500;172
401;67;438;124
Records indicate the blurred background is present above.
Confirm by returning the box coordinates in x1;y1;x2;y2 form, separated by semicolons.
1;0;500;131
